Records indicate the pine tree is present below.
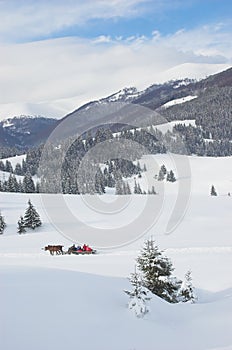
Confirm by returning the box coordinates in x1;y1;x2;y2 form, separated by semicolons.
115;179;123;195
210;185;217;196
158;168;165;181
14;163;23;176
17;216;26;234
23;172;35;193
24;200;42;230
167;170;176;182
160;164;167;175
124;268;151;318
6;173;17;192
179;270;197;303
134;180;138;194
5;160;13;173
126;182;131;194
151;185;156;194
137;238;181;303
0;211;6;234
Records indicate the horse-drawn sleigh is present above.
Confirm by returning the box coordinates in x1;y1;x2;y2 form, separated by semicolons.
42;244;96;256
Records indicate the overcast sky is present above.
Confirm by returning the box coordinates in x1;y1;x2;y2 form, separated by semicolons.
0;0;231;119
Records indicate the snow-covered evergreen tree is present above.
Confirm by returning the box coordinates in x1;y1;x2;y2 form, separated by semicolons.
166;170;176;182
160;164;167;175
115;179;124;195
210;185;217;196
137;238;181;303
23;172;35;193
150;185;156;194
179;270;197;303
157;168;165;181
124;268;151;318
17;215;26;234
24;200;42;230
0;211;6;234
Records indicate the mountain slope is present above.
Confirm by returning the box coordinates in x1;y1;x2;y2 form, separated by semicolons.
1;66;231;152
0;116;59;150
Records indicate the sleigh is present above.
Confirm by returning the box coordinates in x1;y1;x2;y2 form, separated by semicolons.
67;246;97;255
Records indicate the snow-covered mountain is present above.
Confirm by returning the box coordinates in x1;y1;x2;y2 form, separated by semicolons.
0;115;58;150
1;66;232;151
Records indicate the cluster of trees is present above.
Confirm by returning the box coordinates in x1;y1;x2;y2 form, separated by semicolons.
115;179;156;195
157;164;176;182
0;146;24;160
172;124;232;157
0;200;42;235
161;86;232;156
0;172;39;193
0;158;31;175
125;238;196;318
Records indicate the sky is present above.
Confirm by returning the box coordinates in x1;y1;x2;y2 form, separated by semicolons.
0;0;231;119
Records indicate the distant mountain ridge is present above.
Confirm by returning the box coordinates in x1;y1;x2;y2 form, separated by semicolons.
0;66;231;151
0;116;58;150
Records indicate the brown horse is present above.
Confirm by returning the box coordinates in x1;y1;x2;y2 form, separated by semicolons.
44;245;64;255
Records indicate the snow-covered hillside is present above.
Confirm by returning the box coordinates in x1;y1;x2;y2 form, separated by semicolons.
1;154;232;350
161;95;198;108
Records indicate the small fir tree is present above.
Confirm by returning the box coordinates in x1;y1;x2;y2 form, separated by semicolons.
210;185;217;196
24;200;42;230
179;270;197;303
124;268;151;318
115;180;124;195
0;212;6;234
23;172;35;193
157;168;165;181
166;170;176;182
160;164;167;175
17;215;26;234
151;185;156;195
137;238;181;303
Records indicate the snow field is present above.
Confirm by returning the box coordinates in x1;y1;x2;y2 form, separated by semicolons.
0;154;232;350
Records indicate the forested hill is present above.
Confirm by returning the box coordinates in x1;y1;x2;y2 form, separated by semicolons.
0;66;232;158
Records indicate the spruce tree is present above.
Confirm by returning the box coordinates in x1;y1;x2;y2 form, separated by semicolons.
160;164;167;175
0;211;6;234
24;200;42;230
115;180;123;195
167;170;176;182
124;268;151;318
210;185;217;196
151;185;156;194
158;168;165;181
17;216;26;234
179;270;197;303
23;172;35;193
137;238;181;303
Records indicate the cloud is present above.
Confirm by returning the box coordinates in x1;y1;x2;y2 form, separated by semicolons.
0;0;153;42
0;21;231;119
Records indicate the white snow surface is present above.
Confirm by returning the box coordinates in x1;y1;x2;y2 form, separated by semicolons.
0;154;232;350
162;95;198;108
1;154;26;168
153;119;196;134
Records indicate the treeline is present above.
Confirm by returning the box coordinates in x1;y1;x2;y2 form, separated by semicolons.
0;172;39;193
161;85;232;156
35;127;162;194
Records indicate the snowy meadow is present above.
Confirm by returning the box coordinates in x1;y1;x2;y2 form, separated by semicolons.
1;154;232;350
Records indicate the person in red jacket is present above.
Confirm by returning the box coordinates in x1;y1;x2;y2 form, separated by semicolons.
83;244;92;252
